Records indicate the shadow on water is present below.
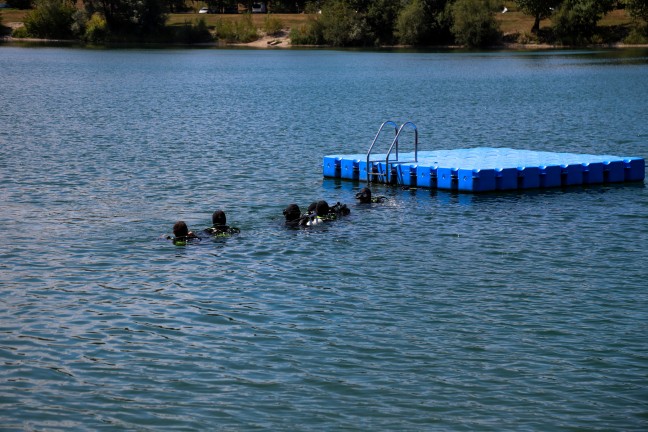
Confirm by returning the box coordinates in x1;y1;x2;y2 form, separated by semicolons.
322;177;646;206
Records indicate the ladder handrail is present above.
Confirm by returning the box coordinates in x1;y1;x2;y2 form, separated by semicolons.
385;122;418;167
366;121;398;182
365;121;418;183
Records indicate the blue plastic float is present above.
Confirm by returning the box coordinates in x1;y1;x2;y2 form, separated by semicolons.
322;121;645;193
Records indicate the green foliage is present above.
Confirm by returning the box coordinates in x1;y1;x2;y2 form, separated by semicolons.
421;0;455;45
319;0;368;46
174;18;213;43
552;0;615;45
396;0;427;45
263;14;283;36
12;25;30;37
288;16;324;44
83;0;168;37
24;0;76;39
71;9;88;37
625;0;648;39
625;0;648;22
450;0;501;47
395;0;455;46
303;1;322;14
293;0;453;47
363;0;400;45
515;0;563;33
84;12;109;42
625;25;648;41
215;13;258;42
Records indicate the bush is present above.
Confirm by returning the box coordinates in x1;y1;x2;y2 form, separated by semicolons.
12;25;29;37
626;0;648;22
174;18;213;44
625;25;648;42
24;0;76;39
515;0;563;33
70;9;89;39
263;14;283;36
363;0;401;46
319;0;368;46
84;12;109;43
450;0;501;47
396;0;428;45
84;0;167;38
289;17;324;45
552;0;615;45
215;13;258;43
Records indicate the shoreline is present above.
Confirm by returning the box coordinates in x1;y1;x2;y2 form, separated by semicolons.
3;32;648;50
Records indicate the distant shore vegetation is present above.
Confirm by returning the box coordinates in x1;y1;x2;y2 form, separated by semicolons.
1;0;647;47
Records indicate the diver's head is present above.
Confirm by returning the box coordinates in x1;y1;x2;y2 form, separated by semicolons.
173;221;189;237
315;200;329;216
356;187;372;203
307;201;317;214
212;210;226;226
283;204;301;221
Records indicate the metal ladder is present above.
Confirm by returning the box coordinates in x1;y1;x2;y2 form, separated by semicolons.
365;121;418;183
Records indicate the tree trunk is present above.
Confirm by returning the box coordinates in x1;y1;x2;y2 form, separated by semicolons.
531;15;541;34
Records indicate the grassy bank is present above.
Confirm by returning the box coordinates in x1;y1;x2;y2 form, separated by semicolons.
3;7;646;47
166;13;306;29
167;10;557;38
165;8;646;47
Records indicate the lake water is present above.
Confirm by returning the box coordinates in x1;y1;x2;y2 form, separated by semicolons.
1;45;647;430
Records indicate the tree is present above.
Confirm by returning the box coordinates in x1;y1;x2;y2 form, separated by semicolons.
552;0;615;44
206;1;237;13
515;0;564;33
396;0;428;45
24;0;76;39
450;0;501;47
319;0;368;46
83;0;167;36
423;0;456;44
268;0;308;12
626;0;648;22
165;0;187;13
395;0;453;45
364;0;401;45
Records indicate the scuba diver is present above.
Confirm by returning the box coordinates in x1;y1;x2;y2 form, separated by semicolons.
307;200;350;226
355;187;385;204
330;201;351;216
204;210;240;237
284;200;350;228
169;221;199;245
306;201;317;216
283;203;311;227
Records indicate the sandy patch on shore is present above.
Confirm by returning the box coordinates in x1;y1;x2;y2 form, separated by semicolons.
235;29;290;48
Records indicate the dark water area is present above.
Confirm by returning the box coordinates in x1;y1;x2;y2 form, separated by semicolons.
1;46;647;430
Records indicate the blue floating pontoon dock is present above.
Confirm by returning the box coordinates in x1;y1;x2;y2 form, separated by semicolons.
323;122;645;193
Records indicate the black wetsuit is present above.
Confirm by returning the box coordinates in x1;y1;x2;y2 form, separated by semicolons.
204;225;240;236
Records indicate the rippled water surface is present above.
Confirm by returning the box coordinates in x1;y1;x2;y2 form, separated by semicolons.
1;46;648;430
